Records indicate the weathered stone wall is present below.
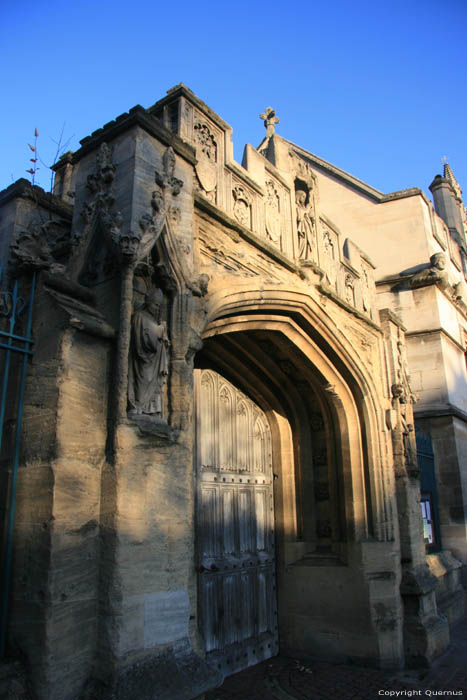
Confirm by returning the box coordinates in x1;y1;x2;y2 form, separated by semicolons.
10;276;111;700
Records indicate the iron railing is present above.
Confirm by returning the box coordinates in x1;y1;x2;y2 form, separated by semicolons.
0;264;35;655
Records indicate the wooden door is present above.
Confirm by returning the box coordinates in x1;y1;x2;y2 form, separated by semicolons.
195;369;278;675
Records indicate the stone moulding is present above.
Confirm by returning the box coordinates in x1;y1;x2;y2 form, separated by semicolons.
284;139;428;205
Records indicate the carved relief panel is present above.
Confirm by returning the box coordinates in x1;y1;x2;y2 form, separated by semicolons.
319;224;340;290
195;369;278;674
261;173;293;257
179;102;225;207
193;119;219;204
264;180;281;248
231;182;255;230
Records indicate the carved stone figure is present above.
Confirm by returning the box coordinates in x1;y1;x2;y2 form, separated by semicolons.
295;187;315;261
232;185;251;227
128;288;170;418
391;383;418;473
410;252;448;290
344;274;355;306
401;411;417;468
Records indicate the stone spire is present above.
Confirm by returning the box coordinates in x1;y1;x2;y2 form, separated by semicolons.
430;161;467;241
260;107;279;138
443;162;463;203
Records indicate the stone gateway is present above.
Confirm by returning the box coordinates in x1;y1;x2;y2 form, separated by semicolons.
0;84;466;700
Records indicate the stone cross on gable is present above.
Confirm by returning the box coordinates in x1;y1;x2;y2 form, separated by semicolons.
260;107;279;138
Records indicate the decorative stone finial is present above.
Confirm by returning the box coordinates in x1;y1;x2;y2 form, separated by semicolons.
260;107;279;138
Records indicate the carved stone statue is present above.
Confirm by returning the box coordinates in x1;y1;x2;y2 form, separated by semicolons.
295;187;315;261
128;288;169;418
391;383;418;474
410;252;448;290
401;411;417;468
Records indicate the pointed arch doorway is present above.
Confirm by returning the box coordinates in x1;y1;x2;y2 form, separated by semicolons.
194;368;279;676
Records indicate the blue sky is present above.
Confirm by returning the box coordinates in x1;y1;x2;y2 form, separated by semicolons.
2;0;466;200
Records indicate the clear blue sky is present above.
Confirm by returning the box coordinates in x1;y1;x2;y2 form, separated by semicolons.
2;0;466;200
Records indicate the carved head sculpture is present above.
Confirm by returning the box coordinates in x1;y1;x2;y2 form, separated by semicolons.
295;189;307;207
391;383;406;403
295;180;310;208
430;252;446;270
145;288;164;317
119;230;142;261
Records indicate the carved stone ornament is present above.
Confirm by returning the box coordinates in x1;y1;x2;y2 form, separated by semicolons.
128;287;170;418
260;107;279;138
409;252;448;290
11;222;66;275
155;146;183;197
194;122;217;197
100;146;184;267
265;180;281;244
232;185;251;227
85;143;116;210
395;334;417;405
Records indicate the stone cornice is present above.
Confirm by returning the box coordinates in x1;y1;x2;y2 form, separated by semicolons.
0;179;73;219
376;275;467;323
414;403;467;424
406;327;465;353
284;138;428;205
72;106;196;166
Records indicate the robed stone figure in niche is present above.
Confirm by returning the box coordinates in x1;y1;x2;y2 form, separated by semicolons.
128;288;169;418
295;185;315;261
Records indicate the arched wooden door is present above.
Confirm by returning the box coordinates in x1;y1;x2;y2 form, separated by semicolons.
194;369;279;675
